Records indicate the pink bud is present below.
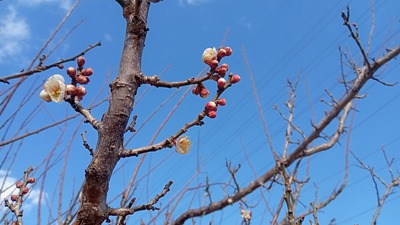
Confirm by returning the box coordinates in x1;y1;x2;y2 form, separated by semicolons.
15;181;23;188
217;48;227;58
231;74;241;84
209;59;219;70
200;88;210;98
75;86;87;97
66;84;76;95
192;86;200;95
207;110;217;119
224;47;232;56
216;98;226;106
10;195;18;202
217;67;227;76
27;177;36;184
67;67;76;79
217;78;226;89
77;57;86;68
76;75;89;85
220;63;229;70
82;68;93;76
21;187;29;195
205;101;217;111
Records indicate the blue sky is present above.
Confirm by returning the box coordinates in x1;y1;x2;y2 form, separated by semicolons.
0;0;399;224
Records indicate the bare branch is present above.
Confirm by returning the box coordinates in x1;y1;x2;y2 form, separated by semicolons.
0;42;101;84
108;181;173;217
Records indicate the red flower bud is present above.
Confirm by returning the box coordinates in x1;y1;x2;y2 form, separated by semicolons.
15;181;23;188
200;88;210;98
76;75;89;85
82;68;93;76
224;47;232;56
205;101;217;111
217;48;227;58
207;110;217;118
192;86;200;95
10;195;18;201
209;59;219;70
77;56;86;68
220;63;229;70
27;177;36;184
75;86;87;97
216;98;226;106
217;78;227;89
21;187;29;195
217;67;227;76
231;74;241;84
67;67;76;79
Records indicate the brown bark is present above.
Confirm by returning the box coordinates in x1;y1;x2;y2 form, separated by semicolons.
73;1;150;224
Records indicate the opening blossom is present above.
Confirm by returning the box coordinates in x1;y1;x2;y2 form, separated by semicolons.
40;74;66;103
175;136;191;154
202;47;217;64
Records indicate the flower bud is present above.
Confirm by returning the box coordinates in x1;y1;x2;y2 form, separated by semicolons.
216;98;226;106
67;67;76;79
231;74;241;84
224;47;232;56
216;67;227;76
82;68;93;76
207;110;217;118
192;86;200;95
66;84;76;95
220;63;229;70
77;56;86;68
27;177;36;184
205;101;217;111
75;86;87;97
76;75;89;85
57;64;64;69
10;195;18;202
217;48;227;58
15;181;23;188
217;78;226;89
209;59;219;70
200;88;210;98
21;187;29;195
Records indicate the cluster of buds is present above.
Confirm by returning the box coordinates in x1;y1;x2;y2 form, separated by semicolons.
10;177;35;202
197;46;241;118
192;83;210;98
204;98;226;119
40;56;93;102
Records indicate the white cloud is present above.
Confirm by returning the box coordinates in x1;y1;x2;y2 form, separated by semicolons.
179;0;212;6
17;0;73;11
0;170;45;213
0;5;30;62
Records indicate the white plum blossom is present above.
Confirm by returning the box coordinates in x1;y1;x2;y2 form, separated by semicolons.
40;74;66;103
202;47;217;64
175;136;191;154
39;90;51;102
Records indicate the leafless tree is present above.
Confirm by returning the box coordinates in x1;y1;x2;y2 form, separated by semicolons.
0;1;399;225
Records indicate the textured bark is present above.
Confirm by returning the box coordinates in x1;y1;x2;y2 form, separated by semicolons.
73;1;150;224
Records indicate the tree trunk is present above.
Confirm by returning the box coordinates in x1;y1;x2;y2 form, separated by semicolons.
73;1;150;224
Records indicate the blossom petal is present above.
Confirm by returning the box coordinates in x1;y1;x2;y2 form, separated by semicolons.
39;90;51;102
175;136;191;154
